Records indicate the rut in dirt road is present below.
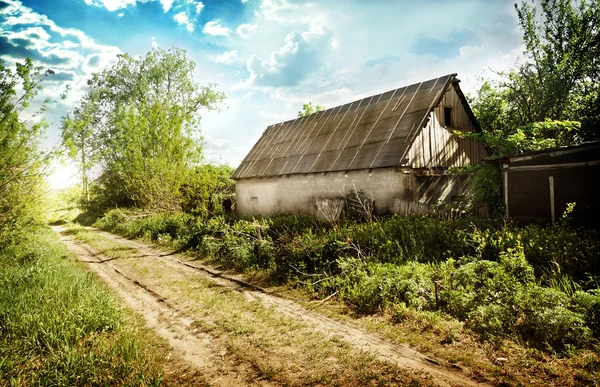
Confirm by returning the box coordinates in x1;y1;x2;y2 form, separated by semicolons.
54;225;491;387
55;227;270;387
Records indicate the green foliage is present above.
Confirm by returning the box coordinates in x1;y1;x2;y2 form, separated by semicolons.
63;47;226;211
323;258;436;314
0;226;162;385
467;164;504;216
514;0;600;135
0;59;54;244
179;164;235;217
470;0;599;150
95;208;600;353
297;101;324;117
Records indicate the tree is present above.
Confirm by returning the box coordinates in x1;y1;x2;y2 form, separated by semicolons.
297;101;324;117
0;58;54;242
179;164;235;217
469;0;600;151
63;47;226;210
465;0;599;215
61;98;98;204
514;0;599;129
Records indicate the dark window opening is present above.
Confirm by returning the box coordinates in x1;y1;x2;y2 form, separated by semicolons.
444;107;452;127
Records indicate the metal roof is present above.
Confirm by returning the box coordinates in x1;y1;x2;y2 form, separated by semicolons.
233;74;457;180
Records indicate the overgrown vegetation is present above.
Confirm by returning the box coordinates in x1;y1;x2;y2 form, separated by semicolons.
461;0;600;212
95;209;600;355
0;225;165;386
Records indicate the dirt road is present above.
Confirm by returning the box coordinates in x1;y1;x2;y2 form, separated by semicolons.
53;225;489;387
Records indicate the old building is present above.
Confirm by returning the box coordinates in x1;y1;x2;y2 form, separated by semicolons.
232;73;487;217
499;142;600;226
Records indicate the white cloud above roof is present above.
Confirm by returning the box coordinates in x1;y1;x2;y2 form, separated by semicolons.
195;1;204;14
173;11;194;32
83;0;136;12
215;50;238;65
236;23;257;38
202;20;231;36
160;0;173;12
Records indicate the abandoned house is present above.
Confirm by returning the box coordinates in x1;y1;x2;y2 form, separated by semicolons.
497;141;600;226
232;73;487;218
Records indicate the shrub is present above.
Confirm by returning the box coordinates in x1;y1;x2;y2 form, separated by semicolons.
321;258;435;314
518;286;593;353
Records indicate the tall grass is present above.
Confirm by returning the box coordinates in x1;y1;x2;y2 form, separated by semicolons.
0;226;163;386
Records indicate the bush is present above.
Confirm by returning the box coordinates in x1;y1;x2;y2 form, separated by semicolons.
518;287;593;352
321;258;435;314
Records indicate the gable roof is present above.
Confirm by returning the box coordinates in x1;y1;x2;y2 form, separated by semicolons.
233;73;471;180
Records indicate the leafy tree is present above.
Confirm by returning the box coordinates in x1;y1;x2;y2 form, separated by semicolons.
61;98;98;204
297;101;324;117
514;0;599;130
0;59;55;242
179;164;235;217
465;0;599;215
63;47;226;210
471;0;599;149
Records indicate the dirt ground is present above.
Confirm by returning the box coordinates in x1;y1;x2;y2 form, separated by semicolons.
53;225;490;387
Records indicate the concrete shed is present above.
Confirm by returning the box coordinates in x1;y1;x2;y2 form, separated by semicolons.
233;74;487;217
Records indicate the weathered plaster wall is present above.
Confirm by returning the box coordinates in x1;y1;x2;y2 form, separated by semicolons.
235;167;472;217
235;167;409;216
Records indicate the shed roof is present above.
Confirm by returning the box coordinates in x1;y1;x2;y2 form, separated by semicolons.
233;73;465;180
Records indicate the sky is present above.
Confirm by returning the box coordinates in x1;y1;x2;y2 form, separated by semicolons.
0;0;526;189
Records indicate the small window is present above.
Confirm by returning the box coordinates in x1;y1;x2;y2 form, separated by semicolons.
444;107;453;127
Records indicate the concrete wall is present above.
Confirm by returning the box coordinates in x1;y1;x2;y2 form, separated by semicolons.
236;167;408;216
235;167;472;217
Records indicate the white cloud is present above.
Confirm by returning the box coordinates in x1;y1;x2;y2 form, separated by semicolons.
160;0;173;12
215;50;238;65
241;0;249;3
83;0;136;12
236;23;257;39
195;1;204;14
117;12;124;17
151;36;158;48
173;11;194;32
237;26;333;89
202;20;231;36
0;0;122;144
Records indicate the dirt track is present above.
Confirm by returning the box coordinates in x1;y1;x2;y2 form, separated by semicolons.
53;225;490;387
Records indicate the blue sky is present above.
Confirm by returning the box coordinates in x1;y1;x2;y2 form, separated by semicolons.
0;0;524;188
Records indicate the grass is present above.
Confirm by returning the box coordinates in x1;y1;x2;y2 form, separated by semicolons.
0;225;208;387
63;223;435;386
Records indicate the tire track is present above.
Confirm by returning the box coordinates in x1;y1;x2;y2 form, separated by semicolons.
85;227;490;387
53;226;264;387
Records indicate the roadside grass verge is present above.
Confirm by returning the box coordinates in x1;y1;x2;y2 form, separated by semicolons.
0;225;167;386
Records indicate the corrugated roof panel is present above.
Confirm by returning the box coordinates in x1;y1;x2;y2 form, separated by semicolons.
306;133;332;154
263;157;287;177
310;150;342;172
370;137;408;169
330;146;361;171
379;88;398;103
292;153;319;173
322;127;351;152
233;74;458;179
242;158;271;178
